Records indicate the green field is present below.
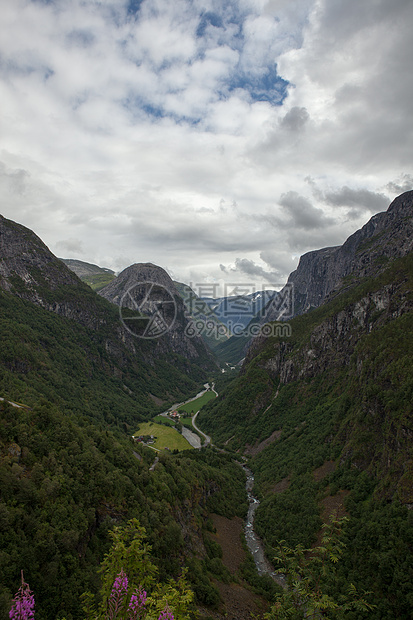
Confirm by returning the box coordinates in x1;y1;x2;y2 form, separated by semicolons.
178;390;217;415
152;415;175;426
134;421;192;451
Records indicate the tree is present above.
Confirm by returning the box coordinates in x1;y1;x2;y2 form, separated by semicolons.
264;516;375;620
81;519;194;620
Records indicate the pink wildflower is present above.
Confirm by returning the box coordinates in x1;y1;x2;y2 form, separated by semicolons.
9;571;35;620
128;586;147;619
109;569;128;619
158;605;174;620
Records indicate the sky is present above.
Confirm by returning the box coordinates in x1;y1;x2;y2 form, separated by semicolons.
1;0;412;293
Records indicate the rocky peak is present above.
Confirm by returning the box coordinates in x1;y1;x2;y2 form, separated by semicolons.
99;263;213;362
99;263;178;306
0;214;79;294
265;191;413;321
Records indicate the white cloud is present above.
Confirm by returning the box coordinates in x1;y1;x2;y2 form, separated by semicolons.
0;0;411;290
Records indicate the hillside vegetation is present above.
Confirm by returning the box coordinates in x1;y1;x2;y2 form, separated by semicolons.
198;252;413;618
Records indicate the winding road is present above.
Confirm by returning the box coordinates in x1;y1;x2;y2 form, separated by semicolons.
191;411;211;446
160;382;215;449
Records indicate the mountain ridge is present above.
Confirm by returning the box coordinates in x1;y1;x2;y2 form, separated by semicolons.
99;262;215;365
264;190;413;321
197;192;413;617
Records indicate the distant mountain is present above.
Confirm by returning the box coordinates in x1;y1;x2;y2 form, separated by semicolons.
173;280;231;352
202;289;278;330
99;263;215;366
0;215;213;410
61;258;116;291
264;190;413;321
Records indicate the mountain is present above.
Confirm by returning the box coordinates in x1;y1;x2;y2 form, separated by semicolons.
61;258;115;291
198;191;413;618
173;280;231;352
98;263;215;366
0;215;212;416
0;215;249;620
201;289;278;331
264;190;413;321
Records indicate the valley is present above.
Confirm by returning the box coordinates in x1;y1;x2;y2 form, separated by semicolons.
0;191;412;619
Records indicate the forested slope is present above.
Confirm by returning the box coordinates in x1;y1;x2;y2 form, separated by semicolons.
198;196;413;618
0;215;248;619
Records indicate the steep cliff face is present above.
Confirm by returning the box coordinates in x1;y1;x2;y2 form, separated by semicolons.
199;194;413;502
0;214;112;330
0;215;213;398
265;190;413;320
0;215;78;292
257;277;413;386
99;263;214;364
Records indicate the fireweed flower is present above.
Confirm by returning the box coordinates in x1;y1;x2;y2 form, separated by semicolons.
9;571;35;620
158;605;174;620
128;586;147;619
109;570;128;619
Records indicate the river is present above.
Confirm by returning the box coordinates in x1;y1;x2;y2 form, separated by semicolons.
243;466;276;576
164;385;282;584
243;465;286;587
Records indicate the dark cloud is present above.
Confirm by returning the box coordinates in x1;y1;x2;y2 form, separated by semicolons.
386;174;413;194
280;106;309;131
232;257;280;283
324;186;389;215
279;191;334;230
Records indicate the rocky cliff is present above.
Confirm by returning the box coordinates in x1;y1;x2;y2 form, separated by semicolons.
0;214;110;329
99;263;214;364
0;215;79;293
199;192;413;501
265;190;413;320
0;215;213;383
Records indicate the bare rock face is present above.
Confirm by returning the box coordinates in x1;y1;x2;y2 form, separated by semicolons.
0;215;78;292
259;279;413;386
99;263;212;362
264;190;413;321
0;214;114;330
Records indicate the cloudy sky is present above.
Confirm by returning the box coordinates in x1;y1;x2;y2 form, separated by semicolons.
1;0;412;292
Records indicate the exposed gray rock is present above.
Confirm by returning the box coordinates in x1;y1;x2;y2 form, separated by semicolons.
258;278;413;385
61;258;115;278
99;263;214;363
264;190;413;321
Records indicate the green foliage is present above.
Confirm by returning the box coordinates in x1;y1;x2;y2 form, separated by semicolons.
265;516;375;620
81;273;116;291
0;288;206;429
255;475;322;552
338;500;413;619
200;252;413;617
198;367;276;447
0;395;247;619
239;551;282;601
82;519;194;620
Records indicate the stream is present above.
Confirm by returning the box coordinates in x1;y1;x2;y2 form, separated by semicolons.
243;465;286;587
162;387;284;585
